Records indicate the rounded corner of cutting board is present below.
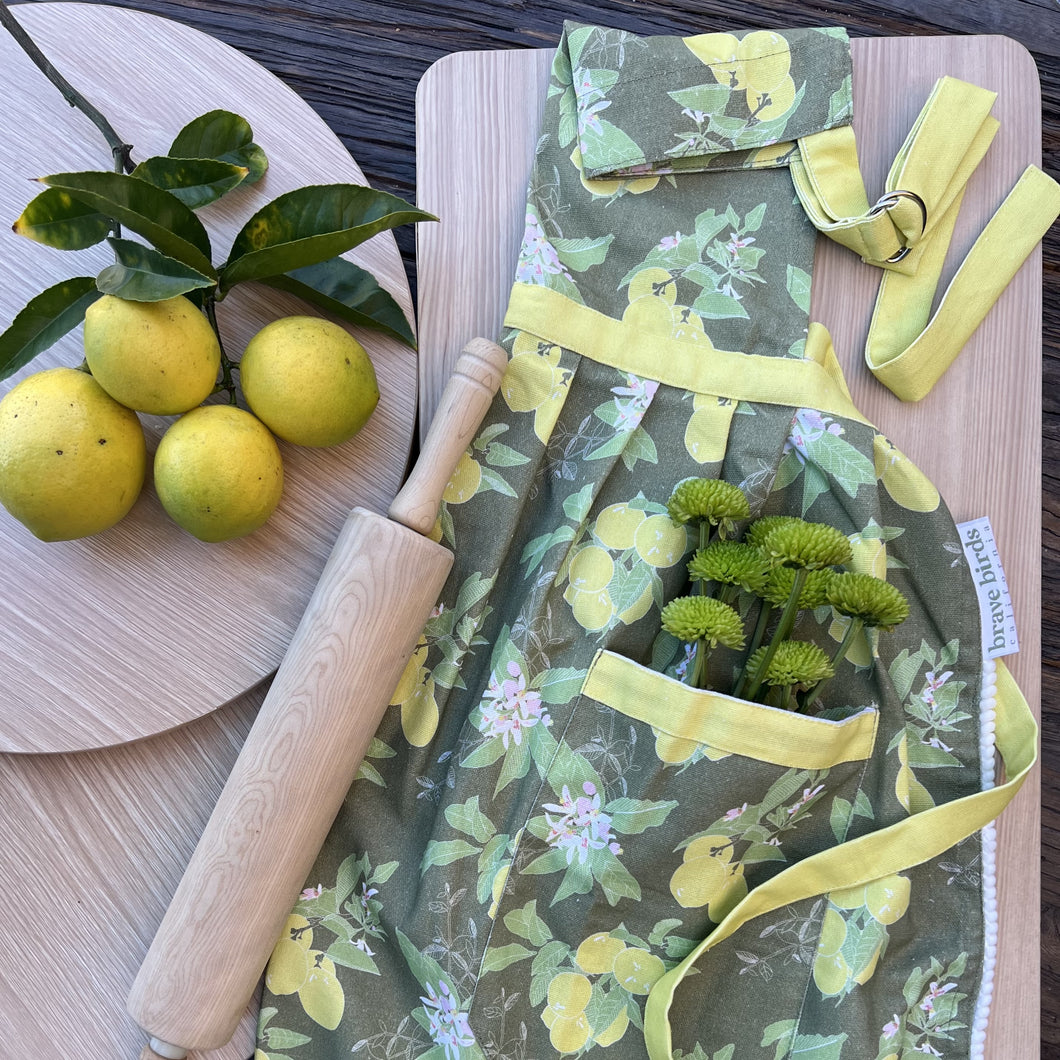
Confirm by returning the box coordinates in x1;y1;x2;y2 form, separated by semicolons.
0;3;419;752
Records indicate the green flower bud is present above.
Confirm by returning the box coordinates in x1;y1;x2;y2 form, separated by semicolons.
661;595;745;650
759;565;836;609
688;540;770;594
760;518;853;570
746;639;834;688
667;477;750;528
744;514;801;550
827;571;910;631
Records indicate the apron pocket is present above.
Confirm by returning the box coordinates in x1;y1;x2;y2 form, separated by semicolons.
468;649;878;1057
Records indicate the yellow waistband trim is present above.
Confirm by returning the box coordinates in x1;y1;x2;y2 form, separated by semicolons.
503;284;871;425
583;650;879;769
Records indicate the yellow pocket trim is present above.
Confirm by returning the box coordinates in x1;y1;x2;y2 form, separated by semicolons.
642;659;1039;1060
503;284;872;424
583;650;879;770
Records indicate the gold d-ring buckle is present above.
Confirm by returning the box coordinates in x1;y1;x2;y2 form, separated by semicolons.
868;189;928;262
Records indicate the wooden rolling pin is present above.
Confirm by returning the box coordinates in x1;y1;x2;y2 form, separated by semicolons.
127;337;508;1060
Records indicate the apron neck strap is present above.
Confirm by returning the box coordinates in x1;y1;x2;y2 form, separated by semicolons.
792;77;1060;401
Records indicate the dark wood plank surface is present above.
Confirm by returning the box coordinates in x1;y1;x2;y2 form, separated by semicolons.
10;0;1058;1053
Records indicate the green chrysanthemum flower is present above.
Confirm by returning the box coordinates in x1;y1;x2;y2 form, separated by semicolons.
760;565;836;609
661;595;745;649
667;478;750;528
827;571;910;632
745;639;835;688
744;515;801;550
688;541;770;594
760;519;853;570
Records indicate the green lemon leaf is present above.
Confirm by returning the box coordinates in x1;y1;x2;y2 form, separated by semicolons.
219;184;435;294
261;257;416;349
0;277;101;380
39;170;215;276
96;238;217;301
131;156;249;210
12;187;112;250
169;109;268;183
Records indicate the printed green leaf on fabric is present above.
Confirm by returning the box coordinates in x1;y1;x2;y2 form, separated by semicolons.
220;184;435;293
12;187;111;250
0;277;101;380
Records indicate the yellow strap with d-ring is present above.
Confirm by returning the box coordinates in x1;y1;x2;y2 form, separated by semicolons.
791;77;1060;401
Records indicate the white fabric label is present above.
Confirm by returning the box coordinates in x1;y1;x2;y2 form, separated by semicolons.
955;517;1019;658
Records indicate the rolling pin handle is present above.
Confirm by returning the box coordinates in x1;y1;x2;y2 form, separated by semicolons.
388;337;508;535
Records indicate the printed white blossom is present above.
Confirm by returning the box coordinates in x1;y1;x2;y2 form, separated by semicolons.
787;784;825;816
784;409;843;464
516;209;571;285
543;781;621;864
420;981;476;1060
611;374;659;432
920;979;957;1015
300;884;323;901
477;660;552;748
882;1016;901;1039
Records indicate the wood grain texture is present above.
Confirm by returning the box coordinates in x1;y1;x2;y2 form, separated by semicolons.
415;35;1043;1060
0;3;419;753
0;2;1055;1058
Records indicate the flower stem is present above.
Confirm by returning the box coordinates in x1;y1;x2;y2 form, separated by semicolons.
733;600;772;698
0;0;134;174
743;567;807;701
800;616;864;712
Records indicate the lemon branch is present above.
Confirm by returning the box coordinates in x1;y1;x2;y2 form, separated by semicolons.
204;297;239;405
0;0;133;174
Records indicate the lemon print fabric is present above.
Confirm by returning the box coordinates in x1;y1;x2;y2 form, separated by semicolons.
259;21;998;1060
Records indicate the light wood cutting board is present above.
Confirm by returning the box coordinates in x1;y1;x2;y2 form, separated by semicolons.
415;34;1043;1060
0;3;419;753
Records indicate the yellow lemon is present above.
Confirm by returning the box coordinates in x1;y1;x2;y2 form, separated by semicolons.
502;348;561;412
594;502;647;550
549;1013;592;1054
611;947;665;995
853;941;884;985
747;75;797;120
299;953;345;1030
671;306;710;345
622;295;678;336
401;675;439;747
849;535;888;580
684;395;734;464
874;434;940;513
737;31;791;91
571;145;659;197
265;938;310;995
633;513;689;568
576;932;627;974
669;853;727;908
547;972;592;1017
594;1008;630;1047
654;730;699;764
866;874;911;925
827;884;867;910
816;907;847;959
684;32;743;85
153;404;284;542
682;834;733;863
283;913;314;950
83;294;220;415
568;544;615;592
0;367;146;540
568;585;615;632
488;861;511;919
443;450;482;504
240;316;379;447
812;951;851;997
627;267;677;305
618;583;654;624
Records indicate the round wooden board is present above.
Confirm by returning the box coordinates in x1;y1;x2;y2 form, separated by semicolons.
0;2;419;753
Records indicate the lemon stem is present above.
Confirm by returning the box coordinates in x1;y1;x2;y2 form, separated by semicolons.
204;297;238;405
0;1;134;174
743;567;807;701
800;616;864;712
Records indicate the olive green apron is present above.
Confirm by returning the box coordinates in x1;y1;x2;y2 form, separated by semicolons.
256;22;1054;1060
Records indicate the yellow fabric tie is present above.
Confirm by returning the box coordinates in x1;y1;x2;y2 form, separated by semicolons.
792;76;1060;401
